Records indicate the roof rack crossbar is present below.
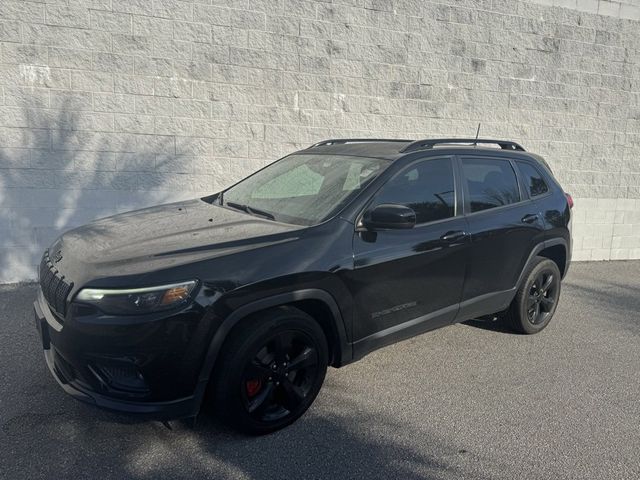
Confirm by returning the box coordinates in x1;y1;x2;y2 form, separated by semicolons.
308;138;412;149
399;138;525;153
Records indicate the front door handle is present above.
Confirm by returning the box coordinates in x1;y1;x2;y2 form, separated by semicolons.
521;213;539;224
440;230;467;243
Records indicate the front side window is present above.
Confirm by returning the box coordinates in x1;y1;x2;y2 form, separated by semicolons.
517;161;549;197
461;158;520;213
370;158;456;224
221;154;388;225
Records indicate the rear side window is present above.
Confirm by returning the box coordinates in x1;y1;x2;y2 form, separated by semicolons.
461;158;520;213
371;158;455;224
517;161;549;197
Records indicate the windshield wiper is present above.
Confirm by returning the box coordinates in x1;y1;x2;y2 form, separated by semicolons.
225;201;275;221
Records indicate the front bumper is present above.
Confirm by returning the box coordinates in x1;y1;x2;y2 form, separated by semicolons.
34;289;211;419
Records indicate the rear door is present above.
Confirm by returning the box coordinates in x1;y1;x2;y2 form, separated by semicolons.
457;155;546;319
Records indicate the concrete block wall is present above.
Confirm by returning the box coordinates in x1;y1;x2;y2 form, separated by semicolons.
1;0;639;283
571;198;640;260
529;0;640;19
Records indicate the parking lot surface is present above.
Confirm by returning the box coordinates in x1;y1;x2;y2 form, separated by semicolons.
1;261;639;479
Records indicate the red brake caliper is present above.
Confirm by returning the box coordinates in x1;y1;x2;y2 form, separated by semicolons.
246;379;262;397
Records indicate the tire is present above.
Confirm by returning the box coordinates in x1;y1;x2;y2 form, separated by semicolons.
505;256;562;334
208;306;328;435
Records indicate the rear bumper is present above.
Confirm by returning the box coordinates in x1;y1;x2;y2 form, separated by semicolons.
34;291;204;420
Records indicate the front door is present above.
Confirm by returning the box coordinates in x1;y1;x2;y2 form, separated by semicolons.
342;156;470;357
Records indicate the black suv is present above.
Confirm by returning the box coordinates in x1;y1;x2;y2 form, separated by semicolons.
34;138;572;434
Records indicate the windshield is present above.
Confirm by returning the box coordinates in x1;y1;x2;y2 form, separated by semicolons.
220;154;389;226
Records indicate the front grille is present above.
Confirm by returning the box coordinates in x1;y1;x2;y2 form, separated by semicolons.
39;250;73;317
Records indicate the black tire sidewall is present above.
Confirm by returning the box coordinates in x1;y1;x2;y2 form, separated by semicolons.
211;307;328;435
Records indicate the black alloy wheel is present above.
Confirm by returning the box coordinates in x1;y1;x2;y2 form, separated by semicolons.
506;256;562;334
526;270;559;325
241;331;320;423
208;306;328;435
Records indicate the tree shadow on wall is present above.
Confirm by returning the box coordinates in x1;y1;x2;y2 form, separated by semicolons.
0;103;192;283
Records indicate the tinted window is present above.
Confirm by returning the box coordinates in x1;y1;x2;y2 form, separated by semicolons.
517;161;549;197
461;158;520;213
371;158;455;224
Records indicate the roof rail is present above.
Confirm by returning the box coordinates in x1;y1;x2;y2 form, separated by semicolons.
308;138;412;149
399;138;525;153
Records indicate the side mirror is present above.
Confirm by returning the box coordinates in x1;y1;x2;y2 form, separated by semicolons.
362;204;416;230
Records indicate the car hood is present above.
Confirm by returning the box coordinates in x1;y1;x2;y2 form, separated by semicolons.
55;199;305;277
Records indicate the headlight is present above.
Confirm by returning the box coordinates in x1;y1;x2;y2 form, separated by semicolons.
75;281;197;315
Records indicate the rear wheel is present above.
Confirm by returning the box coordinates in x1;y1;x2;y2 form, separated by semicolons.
209;306;328;435
506;257;561;334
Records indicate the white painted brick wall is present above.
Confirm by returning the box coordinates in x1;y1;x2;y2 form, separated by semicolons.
1;0;640;283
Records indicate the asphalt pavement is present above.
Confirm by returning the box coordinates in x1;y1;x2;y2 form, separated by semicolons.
1;261;639;480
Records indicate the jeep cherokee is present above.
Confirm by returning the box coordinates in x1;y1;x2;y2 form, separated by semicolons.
34;138;572;434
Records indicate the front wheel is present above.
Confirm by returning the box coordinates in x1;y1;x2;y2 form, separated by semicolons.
506;257;562;334
208;306;328;435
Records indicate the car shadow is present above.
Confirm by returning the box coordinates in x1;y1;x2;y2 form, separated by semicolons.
185;396;460;480
462;317;519;334
1;284;470;480
2;370;466;480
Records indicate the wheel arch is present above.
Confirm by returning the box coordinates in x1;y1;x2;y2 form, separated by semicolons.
515;238;569;289
537;242;568;278
191;289;351;415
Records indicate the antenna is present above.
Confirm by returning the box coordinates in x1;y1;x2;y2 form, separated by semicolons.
474;123;481;146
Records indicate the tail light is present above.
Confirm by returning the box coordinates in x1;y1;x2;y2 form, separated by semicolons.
565;193;574;209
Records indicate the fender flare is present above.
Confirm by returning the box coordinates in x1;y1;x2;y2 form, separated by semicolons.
191;288;351;415
515;237;569;290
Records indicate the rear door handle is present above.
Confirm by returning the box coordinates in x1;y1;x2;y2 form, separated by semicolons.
521;214;539;224
440;230;467;242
